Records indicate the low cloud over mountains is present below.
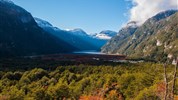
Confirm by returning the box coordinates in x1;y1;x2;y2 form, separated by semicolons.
128;0;178;25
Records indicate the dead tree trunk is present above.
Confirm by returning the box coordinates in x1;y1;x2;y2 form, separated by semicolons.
171;58;177;99
164;63;168;100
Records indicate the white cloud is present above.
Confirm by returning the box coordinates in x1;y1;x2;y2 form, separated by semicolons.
128;0;178;25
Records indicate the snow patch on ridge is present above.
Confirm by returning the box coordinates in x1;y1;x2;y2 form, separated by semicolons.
34;18;53;28
93;33;112;40
65;28;89;36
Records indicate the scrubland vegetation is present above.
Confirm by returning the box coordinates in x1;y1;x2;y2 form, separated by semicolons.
0;62;177;100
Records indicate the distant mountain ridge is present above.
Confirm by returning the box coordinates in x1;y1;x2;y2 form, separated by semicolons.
102;10;178;61
35;18;108;51
35;18;101;51
150;10;178;22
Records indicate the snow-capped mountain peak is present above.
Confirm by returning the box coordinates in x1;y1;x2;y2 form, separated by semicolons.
93;33;111;40
34;18;89;37
100;30;117;36
92;30;117;40
66;28;88;36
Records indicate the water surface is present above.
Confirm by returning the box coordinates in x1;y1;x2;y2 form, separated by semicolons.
73;50;105;55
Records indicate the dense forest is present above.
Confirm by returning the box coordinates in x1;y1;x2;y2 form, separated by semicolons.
0;61;177;100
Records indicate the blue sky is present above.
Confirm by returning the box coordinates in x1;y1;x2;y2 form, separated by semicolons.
11;0;131;33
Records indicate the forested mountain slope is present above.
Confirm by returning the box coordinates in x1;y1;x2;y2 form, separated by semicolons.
102;10;178;61
0;0;77;57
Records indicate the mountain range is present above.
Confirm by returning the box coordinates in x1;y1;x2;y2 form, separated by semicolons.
35;18;114;51
102;10;178;61
0;0;116;57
